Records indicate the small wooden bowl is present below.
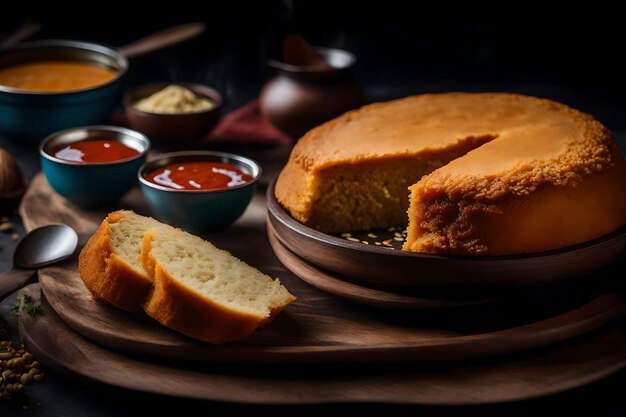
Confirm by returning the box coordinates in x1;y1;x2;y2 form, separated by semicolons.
267;180;626;289
124;82;222;145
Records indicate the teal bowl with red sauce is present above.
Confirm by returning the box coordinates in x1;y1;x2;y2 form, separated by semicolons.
40;125;150;206
138;151;262;232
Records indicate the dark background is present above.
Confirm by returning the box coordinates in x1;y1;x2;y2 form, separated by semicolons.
2;2;625;126
2;2;626;415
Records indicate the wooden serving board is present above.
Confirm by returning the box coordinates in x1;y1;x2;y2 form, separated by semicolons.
19;285;626;405
19;174;626;364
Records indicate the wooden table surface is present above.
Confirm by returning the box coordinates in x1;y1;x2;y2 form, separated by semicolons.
3;13;626;415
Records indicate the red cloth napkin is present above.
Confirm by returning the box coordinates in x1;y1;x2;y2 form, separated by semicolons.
204;100;291;146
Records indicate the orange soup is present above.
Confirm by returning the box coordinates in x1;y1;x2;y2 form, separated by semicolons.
0;61;118;92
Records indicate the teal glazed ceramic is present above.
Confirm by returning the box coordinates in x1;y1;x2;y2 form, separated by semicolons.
40;126;150;206
0;40;128;142
138;151;261;232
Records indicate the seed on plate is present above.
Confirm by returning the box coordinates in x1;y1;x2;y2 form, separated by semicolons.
0;223;12;232
367;233;378;238
374;242;382;246
341;233;352;238
347;237;360;242
361;240;369;244
387;226;396;232
393;237;404;241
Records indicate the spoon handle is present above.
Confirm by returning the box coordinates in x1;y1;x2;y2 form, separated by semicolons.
0;19;42;49
0;268;36;302
118;22;206;59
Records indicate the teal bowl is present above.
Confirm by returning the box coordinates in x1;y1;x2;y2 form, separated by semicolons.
138;151;261;232
0;40;128;143
40;126;150;206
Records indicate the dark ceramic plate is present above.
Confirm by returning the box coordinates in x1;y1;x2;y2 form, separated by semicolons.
267;220;502;309
266;180;626;289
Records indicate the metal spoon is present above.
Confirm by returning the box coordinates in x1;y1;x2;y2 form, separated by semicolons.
0;224;78;301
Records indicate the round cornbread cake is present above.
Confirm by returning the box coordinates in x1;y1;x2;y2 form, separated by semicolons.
275;93;626;255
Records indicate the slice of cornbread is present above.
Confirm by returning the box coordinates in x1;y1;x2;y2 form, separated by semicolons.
79;210;295;343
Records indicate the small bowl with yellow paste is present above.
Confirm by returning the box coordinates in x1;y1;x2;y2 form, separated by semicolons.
124;83;222;145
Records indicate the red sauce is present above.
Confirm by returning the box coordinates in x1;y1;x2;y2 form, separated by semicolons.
53;140;140;163
145;162;253;191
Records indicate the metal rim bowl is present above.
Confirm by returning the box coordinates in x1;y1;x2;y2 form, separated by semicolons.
40;125;150;166
0;39;128;95
138;151;262;232
0;40;129;141
39;125;150;206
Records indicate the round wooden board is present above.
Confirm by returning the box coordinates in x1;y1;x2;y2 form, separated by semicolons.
19;173;626;365
266;181;626;288
19;286;626;405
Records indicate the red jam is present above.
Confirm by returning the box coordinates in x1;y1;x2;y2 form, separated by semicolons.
145;162;254;191
53;140;140;163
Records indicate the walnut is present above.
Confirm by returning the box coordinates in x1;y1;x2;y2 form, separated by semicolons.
0;148;26;212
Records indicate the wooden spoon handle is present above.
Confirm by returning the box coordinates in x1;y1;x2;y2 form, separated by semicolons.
0;268;36;302
118;22;206;59
0;20;42;48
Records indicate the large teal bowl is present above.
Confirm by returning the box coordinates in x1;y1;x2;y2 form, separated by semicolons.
138;151;261;233
40;126;150;206
0;40;128;143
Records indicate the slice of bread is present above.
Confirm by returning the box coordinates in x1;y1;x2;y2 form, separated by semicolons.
79;210;296;343
79;210;165;311
141;226;296;344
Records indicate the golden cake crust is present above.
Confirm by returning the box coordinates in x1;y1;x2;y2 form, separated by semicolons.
276;92;626;255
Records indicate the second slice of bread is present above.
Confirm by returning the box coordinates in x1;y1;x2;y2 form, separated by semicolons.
141;226;296;344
